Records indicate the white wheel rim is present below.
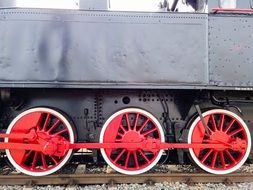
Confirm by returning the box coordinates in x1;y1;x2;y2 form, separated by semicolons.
5;107;75;176
188;109;251;175
100;108;165;175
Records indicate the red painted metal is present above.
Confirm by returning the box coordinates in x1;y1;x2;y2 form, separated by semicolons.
190;111;249;171
212;8;253;13
0;138;245;152
100;111;164;172
0;130;36;140
0;110;247;174
6;110;73;174
0;142;42;151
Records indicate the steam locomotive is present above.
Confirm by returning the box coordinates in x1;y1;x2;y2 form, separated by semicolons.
0;0;253;176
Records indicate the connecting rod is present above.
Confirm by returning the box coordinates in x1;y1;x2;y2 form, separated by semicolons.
0;131;246;157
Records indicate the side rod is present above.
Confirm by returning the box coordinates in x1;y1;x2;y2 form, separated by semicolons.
69;142;231;149
0;142;42;151
0;141;231;152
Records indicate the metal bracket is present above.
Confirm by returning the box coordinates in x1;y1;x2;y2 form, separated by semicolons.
194;104;211;136
0;89;10;102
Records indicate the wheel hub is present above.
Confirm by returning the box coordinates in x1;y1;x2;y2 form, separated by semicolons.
210;131;230;151
121;131;143;151
24;128;69;157
36;131;51;141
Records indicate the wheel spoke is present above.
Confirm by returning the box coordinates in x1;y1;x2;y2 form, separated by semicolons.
138;150;150;164
133;151;139;168
53;128;68;136
224;118;236;133
220;151;226;168
219;114;225;131
210;114;217;131
51;156;59;165
133;113;140;131
228;128;243;137
119;124;127;133
211;151;218;168
124;151;131;168
21;150;33;164
125;113;131;131
40;153;48;170
116;133;123;138
113;149;126;163
142;127;157;136
31;152;38;170
47;119;61;134
200;149;213;163
225;149;236;164
42;113;50;131
138;118;150;132
189;109;250;174
6;108;74;176
101;108;164;175
205;125;213;135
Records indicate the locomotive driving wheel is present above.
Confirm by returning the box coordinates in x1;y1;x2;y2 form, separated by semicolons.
188;109;251;174
5;107;75;176
100;108;165;175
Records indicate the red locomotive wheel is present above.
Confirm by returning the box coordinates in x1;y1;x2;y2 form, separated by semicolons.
188;109;251;174
100;108;165;175
5;108;75;176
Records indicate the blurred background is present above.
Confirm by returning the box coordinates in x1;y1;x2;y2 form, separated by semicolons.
0;0;251;12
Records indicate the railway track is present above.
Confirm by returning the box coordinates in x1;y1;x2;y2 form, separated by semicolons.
0;173;253;186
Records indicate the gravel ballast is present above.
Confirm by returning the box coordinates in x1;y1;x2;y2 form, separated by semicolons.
0;182;253;190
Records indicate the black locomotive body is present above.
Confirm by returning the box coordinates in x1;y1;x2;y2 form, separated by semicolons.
0;0;253;176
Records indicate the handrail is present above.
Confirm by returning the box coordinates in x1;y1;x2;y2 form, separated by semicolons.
212;8;253;13
216;0;253;11
218;0;253;9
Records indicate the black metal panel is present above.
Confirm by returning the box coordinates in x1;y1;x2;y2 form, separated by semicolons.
0;9;208;88
209;14;253;88
6;89;188;142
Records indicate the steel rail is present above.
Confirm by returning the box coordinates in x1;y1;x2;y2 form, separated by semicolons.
0;173;252;185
